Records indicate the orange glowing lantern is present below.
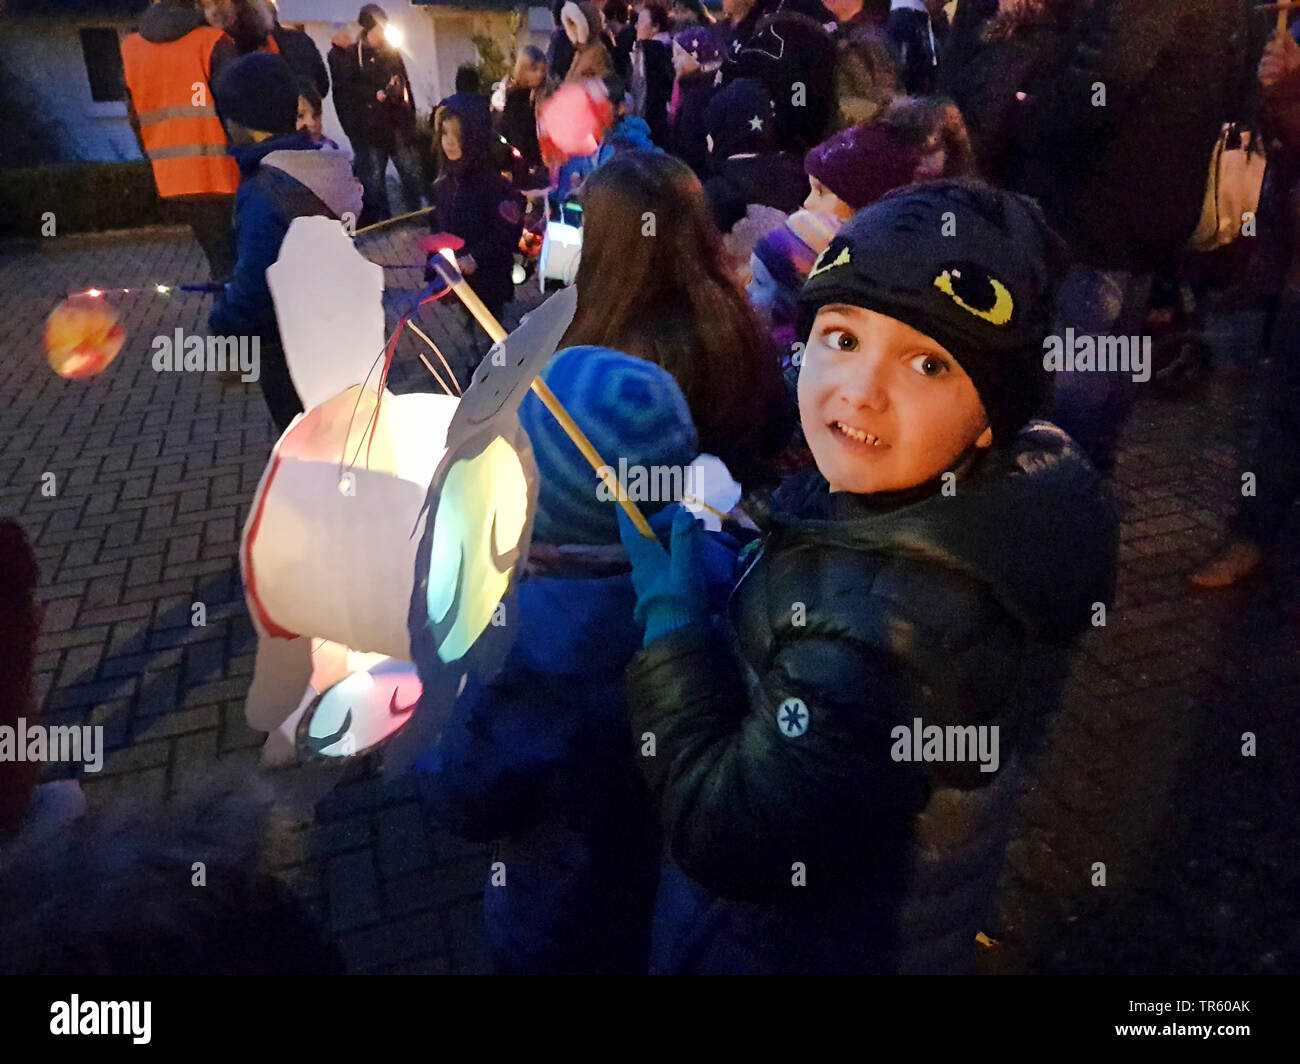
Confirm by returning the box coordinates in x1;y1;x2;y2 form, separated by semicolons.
44;293;125;379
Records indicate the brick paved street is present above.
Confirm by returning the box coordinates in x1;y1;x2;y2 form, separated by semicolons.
1;228;1296;974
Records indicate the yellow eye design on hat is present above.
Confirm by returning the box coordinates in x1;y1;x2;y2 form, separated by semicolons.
808;243;851;280
933;264;1014;326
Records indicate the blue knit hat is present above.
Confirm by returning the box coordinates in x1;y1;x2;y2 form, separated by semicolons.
519;346;699;546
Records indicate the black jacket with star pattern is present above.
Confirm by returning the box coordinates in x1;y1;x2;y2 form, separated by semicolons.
627;421;1116;973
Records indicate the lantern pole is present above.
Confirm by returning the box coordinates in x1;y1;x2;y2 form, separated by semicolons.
434;251;657;540
1261;2;1300;35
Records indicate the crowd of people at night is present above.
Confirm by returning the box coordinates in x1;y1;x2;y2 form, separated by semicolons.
1;0;1296;977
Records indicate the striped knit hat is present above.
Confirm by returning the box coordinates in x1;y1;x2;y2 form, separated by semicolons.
754;210;843;297
518;346;699;546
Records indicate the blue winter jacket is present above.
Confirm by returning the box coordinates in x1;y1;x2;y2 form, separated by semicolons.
209;133;362;344
595;115;658;168
414;509;740;973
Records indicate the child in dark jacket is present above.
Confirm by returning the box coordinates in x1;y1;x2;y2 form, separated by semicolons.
413;347;737;974
425;102;524;364
618;181;1118;974
210;52;364;433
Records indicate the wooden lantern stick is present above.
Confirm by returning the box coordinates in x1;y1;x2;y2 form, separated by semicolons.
434;251;657;540
1262;2;1300;36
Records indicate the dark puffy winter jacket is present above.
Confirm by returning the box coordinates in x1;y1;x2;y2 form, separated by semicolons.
501;85;544;173
727;10;838;152
328;38;415;146
272;24;328;100
886;5;945;96
547;24;576;81
940;4;1067;183
949;0;1245;273
704;151;808;234
413;512;740;974
670;70;718;178
628;422;1117;973
635;38;675;148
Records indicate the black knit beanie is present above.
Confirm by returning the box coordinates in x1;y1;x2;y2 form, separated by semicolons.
214;52;299;136
359;4;388;31
798;181;1069;445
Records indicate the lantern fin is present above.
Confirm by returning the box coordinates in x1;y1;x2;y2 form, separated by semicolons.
267;215;386;410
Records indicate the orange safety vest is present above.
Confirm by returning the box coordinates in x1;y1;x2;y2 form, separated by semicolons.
121;26;240;198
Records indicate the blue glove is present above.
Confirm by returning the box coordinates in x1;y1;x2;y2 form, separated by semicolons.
617;504;708;646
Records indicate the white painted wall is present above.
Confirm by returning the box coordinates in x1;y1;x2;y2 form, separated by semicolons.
0;4;553;166
278;3;549;152
0;20;142;164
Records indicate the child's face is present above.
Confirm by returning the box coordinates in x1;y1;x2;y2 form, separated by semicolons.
297;97;323;139
804;176;854;221
799;304;992;494
441;116;463;161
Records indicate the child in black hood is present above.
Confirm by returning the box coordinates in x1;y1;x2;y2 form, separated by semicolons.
425;103;524;374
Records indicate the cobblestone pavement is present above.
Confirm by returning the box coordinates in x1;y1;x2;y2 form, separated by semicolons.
1;229;1296;975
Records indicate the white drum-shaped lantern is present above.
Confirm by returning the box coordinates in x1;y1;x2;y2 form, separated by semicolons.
539;220;582;291
241;387;459;661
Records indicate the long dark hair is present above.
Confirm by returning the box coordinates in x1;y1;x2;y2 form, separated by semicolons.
562;150;788;484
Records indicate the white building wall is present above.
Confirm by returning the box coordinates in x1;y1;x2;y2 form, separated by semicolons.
0;20;141;164
0;4;551;166
276;2;549;153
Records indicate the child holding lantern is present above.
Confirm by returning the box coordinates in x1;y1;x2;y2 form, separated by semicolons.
618;182;1118;973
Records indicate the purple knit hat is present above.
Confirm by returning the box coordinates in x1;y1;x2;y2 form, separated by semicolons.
804;123;921;211
673;27;722;72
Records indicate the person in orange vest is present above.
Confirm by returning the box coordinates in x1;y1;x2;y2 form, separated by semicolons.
122;0;240;283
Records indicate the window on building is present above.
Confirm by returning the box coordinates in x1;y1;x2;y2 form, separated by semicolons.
80;27;127;103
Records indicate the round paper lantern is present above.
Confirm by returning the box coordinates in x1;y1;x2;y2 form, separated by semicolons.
538;80;612;161
44;294;125;379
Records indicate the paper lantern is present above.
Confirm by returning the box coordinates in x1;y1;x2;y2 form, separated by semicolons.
241;217;460;736
539;217;582;290
296;655;423;760
538;80;612;162
418;233;466;255
242;385;458;659
407;281;579;678
242;218;591;777
44;294;125;379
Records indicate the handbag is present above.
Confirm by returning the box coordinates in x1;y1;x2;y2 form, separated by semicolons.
1188;123;1267;253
